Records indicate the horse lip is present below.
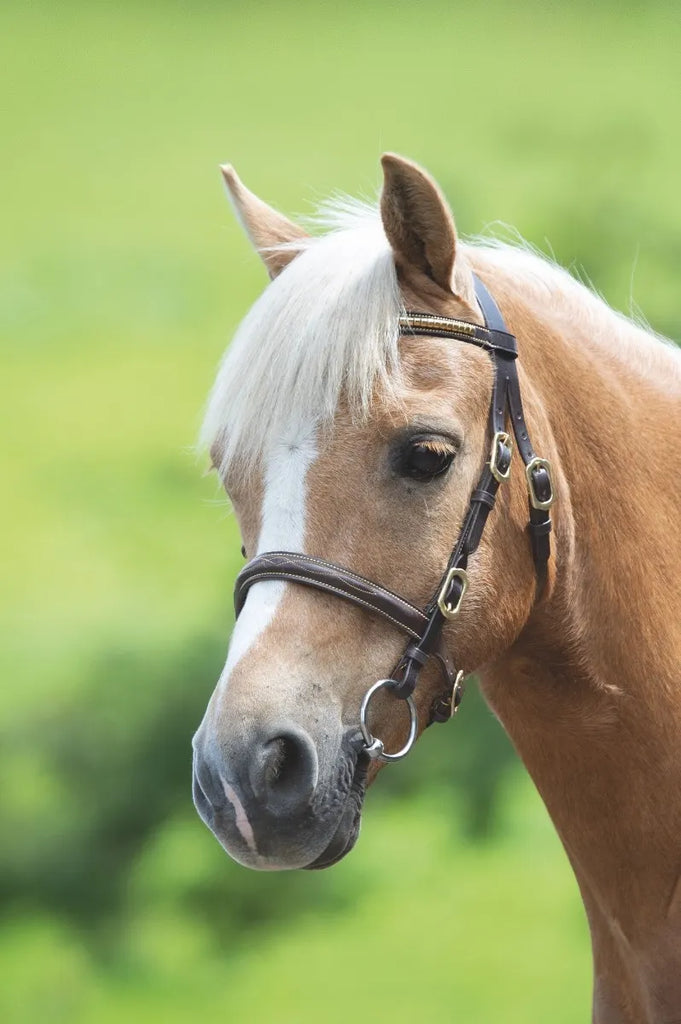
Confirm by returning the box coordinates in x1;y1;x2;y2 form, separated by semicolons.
303;754;368;870
192;767;215;829
303;814;360;869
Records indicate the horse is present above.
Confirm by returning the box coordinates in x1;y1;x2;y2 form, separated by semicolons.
192;153;681;1022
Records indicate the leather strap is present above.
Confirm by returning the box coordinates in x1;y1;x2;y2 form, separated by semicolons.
235;551;428;637
389;275;552;702
397;311;517;358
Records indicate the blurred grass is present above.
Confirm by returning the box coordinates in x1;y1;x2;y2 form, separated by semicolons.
3;0;681;1019
1;779;589;1024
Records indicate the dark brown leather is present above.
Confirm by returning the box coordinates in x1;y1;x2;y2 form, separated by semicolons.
235;551;428;638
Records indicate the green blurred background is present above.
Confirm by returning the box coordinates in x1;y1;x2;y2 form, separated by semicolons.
3;1;681;1020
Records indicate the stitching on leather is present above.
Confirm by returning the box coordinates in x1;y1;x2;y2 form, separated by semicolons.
251;553;424;617
239;571;422;637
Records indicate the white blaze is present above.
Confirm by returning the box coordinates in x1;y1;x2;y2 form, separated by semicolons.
218;425;319;691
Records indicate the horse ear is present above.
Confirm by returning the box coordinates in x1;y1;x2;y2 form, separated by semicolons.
220;165;309;279
380;153;467;299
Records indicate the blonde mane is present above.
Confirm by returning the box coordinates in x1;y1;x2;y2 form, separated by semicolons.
202;200;681;480
201;201;403;481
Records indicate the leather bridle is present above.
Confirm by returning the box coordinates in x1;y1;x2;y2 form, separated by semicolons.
234;275;554;762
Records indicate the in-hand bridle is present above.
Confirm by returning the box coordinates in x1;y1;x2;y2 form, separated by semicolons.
234;276;554;762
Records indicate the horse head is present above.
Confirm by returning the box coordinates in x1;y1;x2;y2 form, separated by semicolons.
192;154;555;870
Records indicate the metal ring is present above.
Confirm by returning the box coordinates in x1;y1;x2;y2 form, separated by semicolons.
359;678;419;763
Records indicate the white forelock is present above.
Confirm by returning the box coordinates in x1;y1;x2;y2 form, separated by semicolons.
201;199;403;482
202;201;681;481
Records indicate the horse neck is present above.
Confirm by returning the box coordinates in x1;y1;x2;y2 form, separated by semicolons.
472;251;681;1014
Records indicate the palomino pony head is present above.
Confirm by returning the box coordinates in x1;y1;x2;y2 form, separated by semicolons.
193;155;552;870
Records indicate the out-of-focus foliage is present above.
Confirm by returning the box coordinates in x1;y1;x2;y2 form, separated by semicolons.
1;629;514;942
2;0;680;1020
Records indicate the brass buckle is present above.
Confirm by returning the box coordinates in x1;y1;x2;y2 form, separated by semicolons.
450;669;465;716
436;568;469;620
489;431;512;483
525;457;554;510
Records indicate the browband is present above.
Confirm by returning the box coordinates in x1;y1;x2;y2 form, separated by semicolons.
397;310;518;357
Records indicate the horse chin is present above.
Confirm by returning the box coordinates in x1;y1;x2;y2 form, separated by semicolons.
304;756;368;870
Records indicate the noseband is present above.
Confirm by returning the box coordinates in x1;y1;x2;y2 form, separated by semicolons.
234;275;554;763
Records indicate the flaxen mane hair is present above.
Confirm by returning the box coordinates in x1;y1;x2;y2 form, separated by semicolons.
201;201;403;482
202;200;680;482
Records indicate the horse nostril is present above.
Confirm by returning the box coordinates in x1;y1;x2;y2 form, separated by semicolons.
263;736;295;786
251;727;318;814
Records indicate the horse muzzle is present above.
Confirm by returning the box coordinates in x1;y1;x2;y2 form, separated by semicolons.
192;721;368;870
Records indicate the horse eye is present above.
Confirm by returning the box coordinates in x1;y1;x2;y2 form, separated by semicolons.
241;545;247;559
399;438;456;482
